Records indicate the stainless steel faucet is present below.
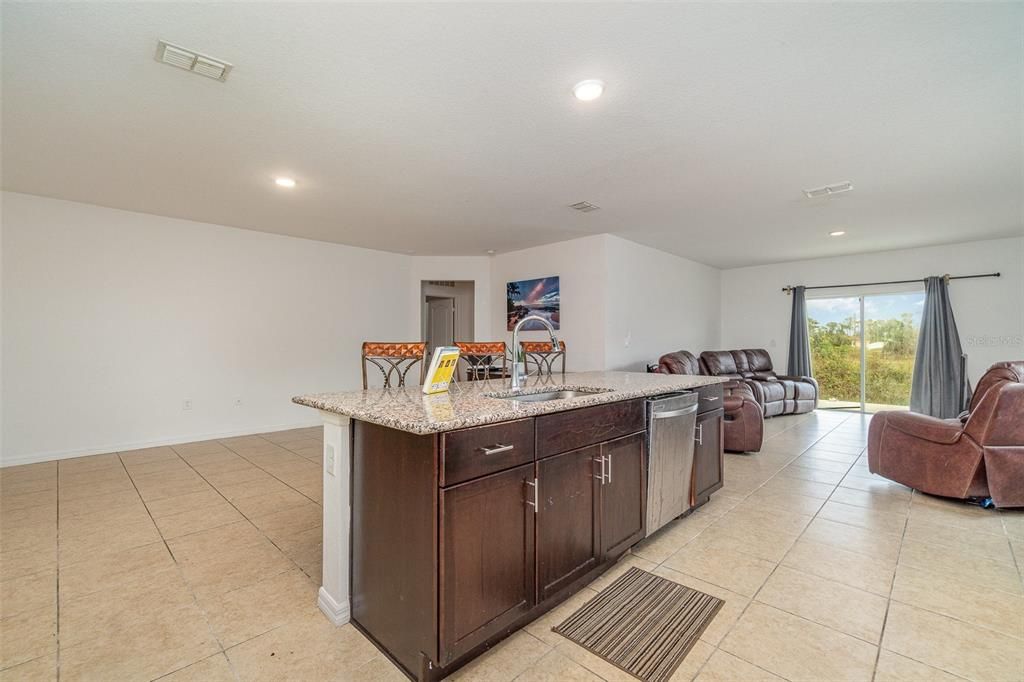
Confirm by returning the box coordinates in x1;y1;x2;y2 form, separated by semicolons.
510;315;560;390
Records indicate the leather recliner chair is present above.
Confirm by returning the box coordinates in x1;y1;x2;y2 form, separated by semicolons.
868;361;1024;507
700;349;818;417
656;350;764;453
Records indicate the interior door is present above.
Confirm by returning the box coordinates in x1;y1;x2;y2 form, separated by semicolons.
427;297;455;353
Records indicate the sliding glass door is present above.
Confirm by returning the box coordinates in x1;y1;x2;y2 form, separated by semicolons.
807;292;924;412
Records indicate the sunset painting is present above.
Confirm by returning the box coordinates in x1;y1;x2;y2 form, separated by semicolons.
507;276;560;331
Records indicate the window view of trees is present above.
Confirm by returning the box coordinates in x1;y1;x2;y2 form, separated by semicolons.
809;311;919;407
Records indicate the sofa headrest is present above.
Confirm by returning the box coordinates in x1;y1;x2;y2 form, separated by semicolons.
743;349;774;373
969;360;1024;412
730;351;750;374
965;380;1024;445
700;350;738;376
658;350;702;376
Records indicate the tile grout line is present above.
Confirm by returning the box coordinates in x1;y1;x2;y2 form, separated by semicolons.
218;438;323;506
112;450;235;677
176;438;323;584
55;461;61;682
869;481;911;682
164;445;318;586
693;412;857;681
659;412;865;679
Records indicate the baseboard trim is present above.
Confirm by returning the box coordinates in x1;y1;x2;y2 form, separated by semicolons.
317;586;351;626
0;419;323;468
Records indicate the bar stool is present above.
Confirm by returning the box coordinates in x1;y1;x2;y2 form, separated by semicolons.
455;342;508;381
520;340;566;377
361;342;426;389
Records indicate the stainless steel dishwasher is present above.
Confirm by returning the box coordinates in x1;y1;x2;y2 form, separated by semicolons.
645;391;699;536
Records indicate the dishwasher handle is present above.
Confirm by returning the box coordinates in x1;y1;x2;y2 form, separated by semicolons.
651;403;699;419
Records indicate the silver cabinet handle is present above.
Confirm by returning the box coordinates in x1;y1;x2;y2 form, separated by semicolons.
695;424;703;446
594;455;606;483
704;396;719;401
525;478;538;512
480;443;514;455
605;454;612;484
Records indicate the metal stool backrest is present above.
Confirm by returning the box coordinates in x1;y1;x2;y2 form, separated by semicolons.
520;340;566;377
361;342;426;389
455;342;507;381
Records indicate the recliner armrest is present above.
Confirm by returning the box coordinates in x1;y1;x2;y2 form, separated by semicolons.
777;374;814;384
883;411;964;445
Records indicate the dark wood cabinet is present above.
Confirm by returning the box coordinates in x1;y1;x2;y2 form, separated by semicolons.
351;398;649;681
536;446;601;601
692;407;724;506
599;433;646;558
439;463;536;664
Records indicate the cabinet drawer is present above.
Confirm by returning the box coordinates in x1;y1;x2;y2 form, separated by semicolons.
694;383;724;414
441;419;535;486
536;400;645;459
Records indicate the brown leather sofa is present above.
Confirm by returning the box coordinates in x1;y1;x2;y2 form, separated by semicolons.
656;350;764;453
868;361;1024;507
700;349;818;417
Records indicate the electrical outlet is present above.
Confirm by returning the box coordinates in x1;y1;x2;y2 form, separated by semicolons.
182;399;193;410
324;444;336;477
624;332;632;348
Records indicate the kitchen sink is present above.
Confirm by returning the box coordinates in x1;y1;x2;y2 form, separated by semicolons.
491;388;610;402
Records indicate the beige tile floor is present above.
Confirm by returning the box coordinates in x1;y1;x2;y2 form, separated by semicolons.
1;412;1022;681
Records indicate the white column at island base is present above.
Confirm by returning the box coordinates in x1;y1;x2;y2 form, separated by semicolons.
317;411;351;625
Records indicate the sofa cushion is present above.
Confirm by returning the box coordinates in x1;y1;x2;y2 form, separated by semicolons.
700;351;738;376
792;381;816;401
730;351;751;375
759;380;786;403
744;349;774;373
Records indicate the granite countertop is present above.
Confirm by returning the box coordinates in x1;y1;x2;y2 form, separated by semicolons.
292;371;725;435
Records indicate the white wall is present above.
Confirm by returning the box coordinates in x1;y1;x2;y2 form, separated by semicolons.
1;192;414;465
604;236;721;371
409;256;491;342
489;234;722;371
489;235;608;371
721;237;1024;385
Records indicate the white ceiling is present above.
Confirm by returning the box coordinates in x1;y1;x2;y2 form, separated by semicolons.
2;2;1021;268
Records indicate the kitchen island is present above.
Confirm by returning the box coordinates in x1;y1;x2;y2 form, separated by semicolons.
293;370;725;680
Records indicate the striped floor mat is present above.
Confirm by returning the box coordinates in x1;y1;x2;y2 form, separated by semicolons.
553;567;724;682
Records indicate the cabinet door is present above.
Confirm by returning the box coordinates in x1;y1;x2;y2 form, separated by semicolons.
536;446;601;601
439;463;536;664
692;409;724;507
599;433;646;558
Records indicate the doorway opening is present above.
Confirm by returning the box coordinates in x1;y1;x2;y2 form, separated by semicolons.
421;281;474;355
807;291;925;413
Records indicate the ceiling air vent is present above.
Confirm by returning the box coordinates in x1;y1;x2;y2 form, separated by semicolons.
155;40;233;81
569;201;600;213
803;181;853;199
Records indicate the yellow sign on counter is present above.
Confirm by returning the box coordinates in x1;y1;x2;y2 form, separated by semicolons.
422;346;460;394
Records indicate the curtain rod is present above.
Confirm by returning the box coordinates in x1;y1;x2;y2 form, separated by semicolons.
781;272;1000;294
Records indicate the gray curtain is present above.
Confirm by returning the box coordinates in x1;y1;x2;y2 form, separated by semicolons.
910;276;972;418
787;286;813;377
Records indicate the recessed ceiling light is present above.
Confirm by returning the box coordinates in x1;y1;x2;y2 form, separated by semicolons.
274;177;296;188
486;249;496;255
573;79;605;101
830;230;846;237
